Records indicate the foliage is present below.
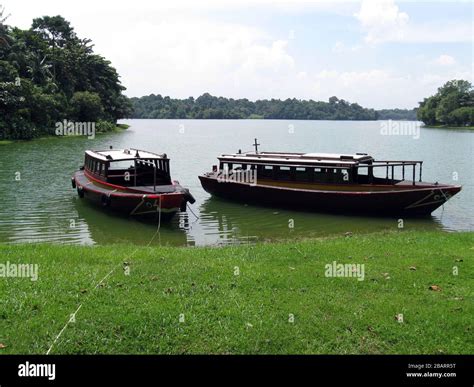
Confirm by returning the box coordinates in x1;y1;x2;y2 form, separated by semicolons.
376;108;417;121
417;80;474;126
69;91;103;122
131;93;423;121
0;9;132;140
130;92;381;120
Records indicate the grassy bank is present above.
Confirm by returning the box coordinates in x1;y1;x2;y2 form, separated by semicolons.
0;231;472;354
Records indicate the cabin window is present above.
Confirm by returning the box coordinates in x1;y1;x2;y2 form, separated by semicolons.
277;166;292;181
258;165;273;179
109;160;135;170
314;168;326;182
295;167;310;182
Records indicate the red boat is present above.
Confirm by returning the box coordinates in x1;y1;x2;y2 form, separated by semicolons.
72;148;195;220
199;140;461;217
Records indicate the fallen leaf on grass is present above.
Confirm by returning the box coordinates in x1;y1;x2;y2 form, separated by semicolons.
394;314;404;323
0;343;6;349
429;285;442;291
409;266;417;271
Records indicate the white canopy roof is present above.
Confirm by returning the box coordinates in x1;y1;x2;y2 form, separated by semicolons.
218;151;373;166
86;148;166;161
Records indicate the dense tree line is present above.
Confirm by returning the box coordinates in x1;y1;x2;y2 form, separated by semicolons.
130;94;380;120
0;8;132;140
417;80;474;127
376;108;417;120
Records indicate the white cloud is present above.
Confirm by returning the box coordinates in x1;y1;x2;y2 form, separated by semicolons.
354;0;409;44
354;0;472;44
2;0;472;109
332;41;361;53
434;54;456;66
102;18;296;98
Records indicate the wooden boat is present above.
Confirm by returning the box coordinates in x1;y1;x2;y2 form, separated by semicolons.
198;140;461;217
72;148;195;220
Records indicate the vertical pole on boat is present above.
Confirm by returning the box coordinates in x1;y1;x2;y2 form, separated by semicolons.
154;160;157;192
412;164;416;186
402;162;405;180
253;138;260;154
391;165;394;181
385;162;389;182
419;162;423;182
134;159;137;186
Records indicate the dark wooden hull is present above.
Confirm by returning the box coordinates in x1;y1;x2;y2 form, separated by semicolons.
73;171;187;220
199;175;461;217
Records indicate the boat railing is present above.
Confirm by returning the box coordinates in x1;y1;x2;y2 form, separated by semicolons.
134;159;157;191
365;160;423;185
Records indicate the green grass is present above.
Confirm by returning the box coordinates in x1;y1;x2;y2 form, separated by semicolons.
0;231;472;354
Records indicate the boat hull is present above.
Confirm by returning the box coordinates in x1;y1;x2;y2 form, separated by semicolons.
74;171;186;220
199;175;461;217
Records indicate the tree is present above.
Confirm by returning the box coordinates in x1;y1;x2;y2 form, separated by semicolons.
436;93;459;124
417;80;473;127
31;16;77;48
449;107;474;126
0;14;131;140
70;91;103;122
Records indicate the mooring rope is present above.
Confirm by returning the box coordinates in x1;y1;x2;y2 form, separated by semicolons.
46;197;163;355
187;203;200;220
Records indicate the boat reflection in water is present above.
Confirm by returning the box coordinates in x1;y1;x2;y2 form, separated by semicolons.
73;197;189;246
197;196;444;246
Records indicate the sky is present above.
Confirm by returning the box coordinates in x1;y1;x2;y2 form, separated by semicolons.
2;0;473;109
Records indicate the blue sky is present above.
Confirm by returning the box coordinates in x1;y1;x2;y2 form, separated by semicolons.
4;0;473;108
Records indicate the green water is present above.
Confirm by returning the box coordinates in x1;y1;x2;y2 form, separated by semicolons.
0;119;472;246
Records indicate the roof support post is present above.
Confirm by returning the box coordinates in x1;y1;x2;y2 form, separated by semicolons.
134;159;137;186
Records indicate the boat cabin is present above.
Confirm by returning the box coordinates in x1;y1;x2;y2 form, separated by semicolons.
216;151;424;186
83;148;172;188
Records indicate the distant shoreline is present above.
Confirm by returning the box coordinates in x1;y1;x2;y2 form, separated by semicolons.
0;124;130;145
423;124;474;130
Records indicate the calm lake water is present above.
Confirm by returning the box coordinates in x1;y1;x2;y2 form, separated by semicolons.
0;119;472;246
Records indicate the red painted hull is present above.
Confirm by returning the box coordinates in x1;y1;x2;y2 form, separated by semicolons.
73;171;187;220
199;175;461;217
